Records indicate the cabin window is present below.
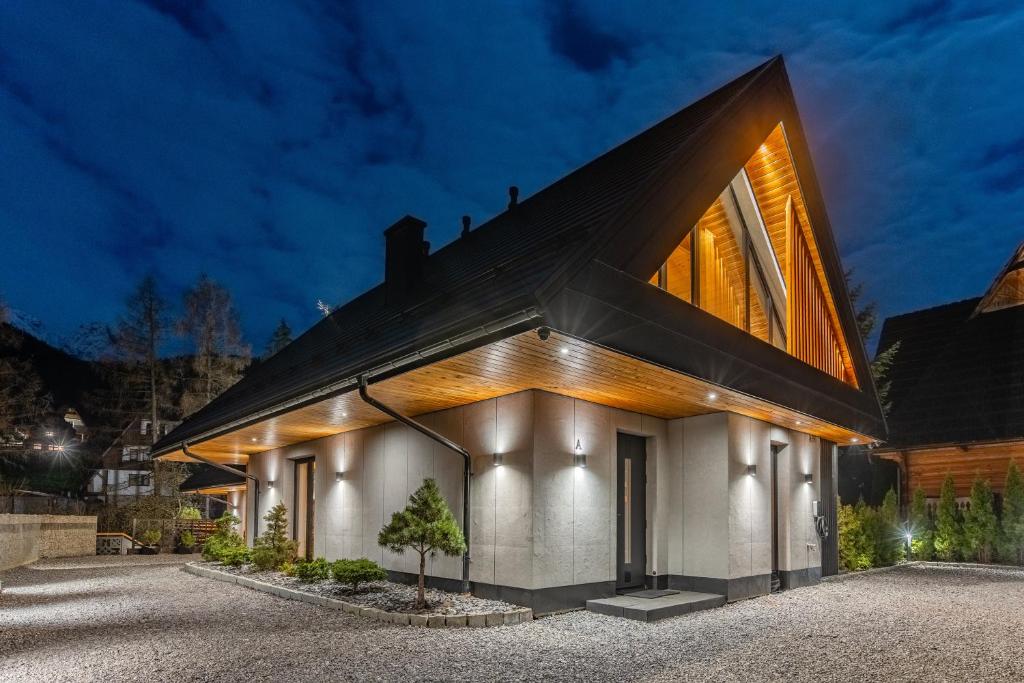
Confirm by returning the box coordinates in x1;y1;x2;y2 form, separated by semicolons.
652;170;788;349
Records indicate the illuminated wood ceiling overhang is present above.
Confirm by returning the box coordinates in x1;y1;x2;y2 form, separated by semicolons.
158;329;875;464
182;484;246;495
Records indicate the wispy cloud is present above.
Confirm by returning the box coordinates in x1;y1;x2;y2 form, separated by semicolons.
0;0;1021;353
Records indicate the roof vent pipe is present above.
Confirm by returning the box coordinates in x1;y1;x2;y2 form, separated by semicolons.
507;185;519;209
461;215;471;238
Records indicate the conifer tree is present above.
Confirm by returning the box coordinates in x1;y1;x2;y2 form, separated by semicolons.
838;503;872;571
854;498;882;568
378;478;466;609
1002;461;1024;565
908;486;934;560
251;502;297;570
963;475;998;563
878;487;906;565
264;319;293;358
934;474;961;561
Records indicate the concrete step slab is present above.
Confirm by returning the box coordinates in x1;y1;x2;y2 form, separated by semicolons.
586;590;726;622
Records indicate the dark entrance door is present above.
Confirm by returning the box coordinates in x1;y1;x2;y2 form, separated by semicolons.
293;457;315;560
616;433;647;590
770;445;781;591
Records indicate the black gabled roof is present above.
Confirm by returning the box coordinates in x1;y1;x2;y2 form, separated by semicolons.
153;58;779;455
877;296;1024;449
180;464;246;492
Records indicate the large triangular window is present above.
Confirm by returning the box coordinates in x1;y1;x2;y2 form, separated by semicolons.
650;124;858;387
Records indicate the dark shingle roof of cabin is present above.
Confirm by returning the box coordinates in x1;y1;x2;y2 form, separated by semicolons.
180;465;246;492
877;298;1024;449
153;59;778;455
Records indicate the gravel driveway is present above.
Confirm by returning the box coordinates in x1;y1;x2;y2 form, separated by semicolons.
2;557;1023;682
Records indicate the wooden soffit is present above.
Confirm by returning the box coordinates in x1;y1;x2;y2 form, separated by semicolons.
159;330;874;464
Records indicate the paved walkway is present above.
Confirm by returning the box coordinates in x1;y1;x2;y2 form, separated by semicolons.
3;557;1024;681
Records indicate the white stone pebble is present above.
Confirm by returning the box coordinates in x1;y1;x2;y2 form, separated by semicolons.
3;557;1024;682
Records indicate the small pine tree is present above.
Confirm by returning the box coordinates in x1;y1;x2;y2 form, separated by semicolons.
857;499;885;567
838;504;870;571
378;478;466;609
963;475;998;563
908;486;934;560
878;488;906;565
934;474;961;561
1002;461;1024;565
251;502;297;570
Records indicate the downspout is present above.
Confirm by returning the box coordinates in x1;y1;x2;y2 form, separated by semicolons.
357;375;472;594
181;443;261;539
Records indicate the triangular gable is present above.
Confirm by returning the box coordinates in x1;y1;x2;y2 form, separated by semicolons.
975;241;1024;315
537;56;876;398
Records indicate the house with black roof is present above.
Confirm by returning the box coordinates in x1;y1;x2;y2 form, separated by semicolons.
876;242;1024;501
153;57;885;612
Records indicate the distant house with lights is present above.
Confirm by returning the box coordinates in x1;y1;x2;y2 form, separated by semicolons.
876;242;1024;502
154;57;885;613
86;416;180;505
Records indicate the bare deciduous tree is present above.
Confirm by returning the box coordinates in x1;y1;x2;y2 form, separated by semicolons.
115;275;170;444
178;274;250;415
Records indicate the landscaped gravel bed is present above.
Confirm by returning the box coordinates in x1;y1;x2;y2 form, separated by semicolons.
5;557;1024;681
197;560;519;614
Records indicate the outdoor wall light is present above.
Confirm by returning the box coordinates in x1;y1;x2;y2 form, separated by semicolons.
267;480;275;489
492;452;503;467
574;439;586;468
803;473;813;484
746;464;757;476
335;471;344;482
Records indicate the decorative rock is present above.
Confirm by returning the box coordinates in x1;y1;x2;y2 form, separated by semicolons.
184;563;521;629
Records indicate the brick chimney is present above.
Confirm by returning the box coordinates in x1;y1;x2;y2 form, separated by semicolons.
384;215;428;303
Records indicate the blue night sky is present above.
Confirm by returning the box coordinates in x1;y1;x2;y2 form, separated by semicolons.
1;1;1022;354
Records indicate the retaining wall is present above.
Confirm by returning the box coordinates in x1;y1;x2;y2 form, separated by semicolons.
0;514;97;570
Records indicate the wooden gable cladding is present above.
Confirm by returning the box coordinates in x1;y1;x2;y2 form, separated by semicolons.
878;440;1024;498
747;125;857;386
976;242;1024;314
787;201;857;386
160;329;872;464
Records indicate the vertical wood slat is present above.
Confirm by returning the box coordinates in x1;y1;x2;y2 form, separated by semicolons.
788;196;850;385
